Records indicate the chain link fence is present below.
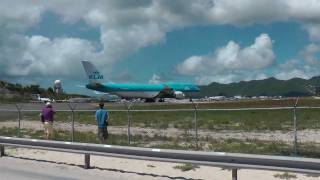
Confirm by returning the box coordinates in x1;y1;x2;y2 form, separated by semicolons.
1;100;320;157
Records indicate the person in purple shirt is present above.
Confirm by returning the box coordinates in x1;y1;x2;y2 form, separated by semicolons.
41;102;55;140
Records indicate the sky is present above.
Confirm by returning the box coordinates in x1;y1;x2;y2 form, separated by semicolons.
1;0;320;94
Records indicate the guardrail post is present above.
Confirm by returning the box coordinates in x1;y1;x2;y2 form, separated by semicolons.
15;104;22;137
0;145;4;157
293;98;299;156
84;154;90;169
191;99;199;150
125;102;133;145
67;103;77;142
232;169;238;180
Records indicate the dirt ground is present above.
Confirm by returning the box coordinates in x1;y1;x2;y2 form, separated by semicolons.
1;120;320;144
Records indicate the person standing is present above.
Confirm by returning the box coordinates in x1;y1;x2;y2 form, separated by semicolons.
95;102;109;144
41;102;55;140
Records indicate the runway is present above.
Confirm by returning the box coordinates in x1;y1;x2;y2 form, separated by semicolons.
0;103;101;111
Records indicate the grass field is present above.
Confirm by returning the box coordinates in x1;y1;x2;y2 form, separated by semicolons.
1;126;320;158
2;98;320;158
14;107;320;131
127;98;320;109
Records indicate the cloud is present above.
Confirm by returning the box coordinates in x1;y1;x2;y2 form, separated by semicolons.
176;34;275;84
148;74;162;84
0;34;98;78
182;42;320;84
274;43;320;80
275;59;311;80
176;56;206;76
0;0;44;31
100;23;166;62
194;73;270;85
215;34;275;69
110;69;136;83
32;0;320;63
303;24;320;41
1;0;320;84
148;71;179;84
275;69;309;80
301;43;320;65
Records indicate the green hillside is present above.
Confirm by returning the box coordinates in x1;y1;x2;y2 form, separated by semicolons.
0;80;87;102
199;76;320;97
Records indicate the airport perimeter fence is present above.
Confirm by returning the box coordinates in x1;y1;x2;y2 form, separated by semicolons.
1;100;320;157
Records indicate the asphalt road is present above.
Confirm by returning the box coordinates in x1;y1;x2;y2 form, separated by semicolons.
0;156;143;180
0;103;101;111
0;101;194;111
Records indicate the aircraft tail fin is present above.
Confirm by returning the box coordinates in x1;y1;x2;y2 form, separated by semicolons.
81;61;104;84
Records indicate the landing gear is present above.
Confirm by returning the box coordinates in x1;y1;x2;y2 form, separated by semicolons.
145;98;156;103
158;98;165;102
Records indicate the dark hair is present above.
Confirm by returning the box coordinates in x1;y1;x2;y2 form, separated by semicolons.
99;102;104;109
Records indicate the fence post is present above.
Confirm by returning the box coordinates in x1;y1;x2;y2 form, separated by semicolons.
84;154;90;169
293;97;299;156
67;103;77;142
124;102;133;145
15;104;22;137
232;169;238;180
191;99;199;150
0;145;4;157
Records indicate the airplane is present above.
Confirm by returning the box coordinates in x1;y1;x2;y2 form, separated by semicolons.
81;61;200;102
34;94;53;103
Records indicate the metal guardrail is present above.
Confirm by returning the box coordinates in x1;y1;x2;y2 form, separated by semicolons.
0;136;320;180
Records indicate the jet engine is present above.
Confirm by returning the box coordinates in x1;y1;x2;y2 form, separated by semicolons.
174;91;185;99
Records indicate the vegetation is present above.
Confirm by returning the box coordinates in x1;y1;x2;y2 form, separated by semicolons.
6;99;320;131
113;97;320;109
2;98;320;159
173;163;199;171
0;80;88;103
274;172;297;179
1;126;320;158
199;76;320;97
0;81;46;95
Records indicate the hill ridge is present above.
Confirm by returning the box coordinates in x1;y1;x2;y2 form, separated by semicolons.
199;76;320;97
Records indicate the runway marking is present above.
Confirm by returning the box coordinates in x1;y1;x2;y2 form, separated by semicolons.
104;145;112;148
31;139;38;142
152;149;161;152
64;142;71;144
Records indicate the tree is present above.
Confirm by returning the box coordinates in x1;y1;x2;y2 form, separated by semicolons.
47;87;54;94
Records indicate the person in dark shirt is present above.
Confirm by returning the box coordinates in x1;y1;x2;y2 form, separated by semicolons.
95;102;109;143
41;102;55;140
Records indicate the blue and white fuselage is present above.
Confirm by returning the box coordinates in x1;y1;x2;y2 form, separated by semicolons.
82;61;200;100
86;82;199;99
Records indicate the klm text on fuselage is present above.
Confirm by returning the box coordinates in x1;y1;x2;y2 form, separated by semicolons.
89;71;103;80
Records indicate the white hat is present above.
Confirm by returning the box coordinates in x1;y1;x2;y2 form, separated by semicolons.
46;102;51;106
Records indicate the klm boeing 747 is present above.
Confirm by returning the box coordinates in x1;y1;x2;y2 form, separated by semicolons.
81;61;200;101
